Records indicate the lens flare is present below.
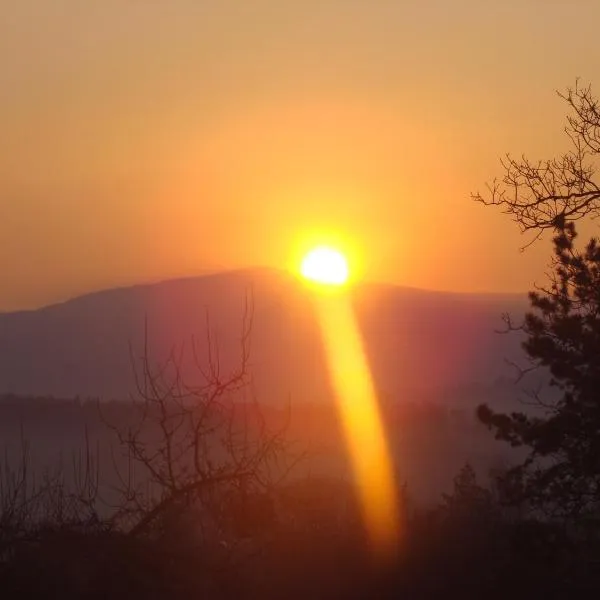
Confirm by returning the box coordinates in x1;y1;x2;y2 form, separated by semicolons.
313;293;400;557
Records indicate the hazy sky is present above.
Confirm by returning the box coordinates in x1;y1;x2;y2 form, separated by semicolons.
2;0;599;310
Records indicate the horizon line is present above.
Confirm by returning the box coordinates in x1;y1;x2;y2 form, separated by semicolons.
0;265;529;314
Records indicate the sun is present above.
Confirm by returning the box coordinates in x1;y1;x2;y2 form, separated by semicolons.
300;246;350;286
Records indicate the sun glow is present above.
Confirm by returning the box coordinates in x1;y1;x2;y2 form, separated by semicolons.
300;246;349;286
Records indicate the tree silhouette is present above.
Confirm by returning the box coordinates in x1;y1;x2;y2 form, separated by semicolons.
103;294;301;546
478;223;600;517
473;81;600;243
475;81;600;520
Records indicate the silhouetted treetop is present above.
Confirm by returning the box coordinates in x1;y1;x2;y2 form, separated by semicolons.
479;223;600;516
473;81;600;237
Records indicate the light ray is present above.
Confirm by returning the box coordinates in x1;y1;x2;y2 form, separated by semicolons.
313;291;400;558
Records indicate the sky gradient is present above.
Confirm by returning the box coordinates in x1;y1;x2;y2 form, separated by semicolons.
2;0;600;310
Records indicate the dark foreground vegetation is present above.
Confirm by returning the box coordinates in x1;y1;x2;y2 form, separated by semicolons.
1;459;599;599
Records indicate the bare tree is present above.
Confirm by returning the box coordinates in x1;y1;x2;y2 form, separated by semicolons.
0;425;102;565
473;80;600;242
102;291;302;545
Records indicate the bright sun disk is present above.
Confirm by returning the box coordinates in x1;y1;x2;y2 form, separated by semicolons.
300;246;349;285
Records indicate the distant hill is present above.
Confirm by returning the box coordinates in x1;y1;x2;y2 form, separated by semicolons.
0;268;529;405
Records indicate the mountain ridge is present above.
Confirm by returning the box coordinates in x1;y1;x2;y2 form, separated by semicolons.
0;267;529;402
1;267;526;316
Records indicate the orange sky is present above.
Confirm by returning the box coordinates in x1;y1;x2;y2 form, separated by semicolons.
1;0;599;310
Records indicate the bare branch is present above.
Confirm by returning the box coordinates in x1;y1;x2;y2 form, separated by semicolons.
107;286;302;540
473;81;600;236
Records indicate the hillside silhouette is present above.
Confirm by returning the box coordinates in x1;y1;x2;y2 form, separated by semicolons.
0;268;527;404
